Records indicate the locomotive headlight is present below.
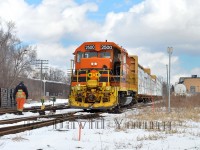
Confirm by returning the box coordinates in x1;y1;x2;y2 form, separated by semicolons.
106;86;111;91
91;62;97;66
76;85;81;91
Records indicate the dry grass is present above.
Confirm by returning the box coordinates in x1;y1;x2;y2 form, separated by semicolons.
189;132;200;137
127;95;200;123
164;128;187;134
111;95;200;144
12;136;28;142
127;107;200;123
114;142;135;149
137;133;166;141
158;94;200;109
134;143;143;149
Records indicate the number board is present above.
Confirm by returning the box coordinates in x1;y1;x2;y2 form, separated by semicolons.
85;45;95;50
101;45;113;50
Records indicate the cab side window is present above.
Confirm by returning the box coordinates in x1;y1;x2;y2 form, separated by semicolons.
77;52;84;62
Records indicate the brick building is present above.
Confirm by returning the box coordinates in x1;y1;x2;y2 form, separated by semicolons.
179;75;200;94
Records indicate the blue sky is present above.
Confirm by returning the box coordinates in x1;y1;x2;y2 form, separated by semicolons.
25;0;143;8
75;0;143;21
26;0;143;22
179;54;200;72
25;0;42;5
1;0;200;83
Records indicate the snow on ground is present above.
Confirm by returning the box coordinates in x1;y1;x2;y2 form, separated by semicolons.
0;99;73;121
0;100;200;150
24;99;68;108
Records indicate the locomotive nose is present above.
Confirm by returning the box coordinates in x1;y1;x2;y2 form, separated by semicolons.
88;70;100;80
87;70;100;87
80;58;112;69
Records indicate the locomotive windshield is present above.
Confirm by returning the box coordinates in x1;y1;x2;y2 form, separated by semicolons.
85;52;98;58
77;51;111;62
100;52;110;58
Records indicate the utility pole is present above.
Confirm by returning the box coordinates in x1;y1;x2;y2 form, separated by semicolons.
167;47;173;113
166;64;168;106
70;59;74;83
35;60;49;97
43;77;46;96
35;60;49;80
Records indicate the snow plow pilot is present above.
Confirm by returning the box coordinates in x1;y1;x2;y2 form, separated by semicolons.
13;81;29;115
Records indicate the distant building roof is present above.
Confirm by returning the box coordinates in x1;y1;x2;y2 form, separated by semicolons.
179;75;200;83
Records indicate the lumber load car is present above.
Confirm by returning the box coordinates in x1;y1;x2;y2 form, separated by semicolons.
69;41;162;110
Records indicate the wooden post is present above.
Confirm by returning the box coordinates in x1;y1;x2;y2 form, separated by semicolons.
152;96;155;112
78;123;82;141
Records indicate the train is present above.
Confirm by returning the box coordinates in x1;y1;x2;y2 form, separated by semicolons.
69;41;162;111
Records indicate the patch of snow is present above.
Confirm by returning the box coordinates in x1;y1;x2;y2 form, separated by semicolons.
0;101;200;150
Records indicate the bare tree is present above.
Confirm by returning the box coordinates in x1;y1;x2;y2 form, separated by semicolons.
45;67;67;83
0;21;37;88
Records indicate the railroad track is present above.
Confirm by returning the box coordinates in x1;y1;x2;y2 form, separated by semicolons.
0;101;154;136
0;104;70;115
0;112;102;136
107;102;153;114
0;112;78;125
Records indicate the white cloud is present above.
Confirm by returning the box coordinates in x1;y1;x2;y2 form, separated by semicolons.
191;68;200;76
0;0;99;71
0;0;200;84
96;0;200;84
36;43;77;70
0;0;99;42
101;0;200;54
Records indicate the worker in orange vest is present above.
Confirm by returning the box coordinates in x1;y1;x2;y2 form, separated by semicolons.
13;81;29;115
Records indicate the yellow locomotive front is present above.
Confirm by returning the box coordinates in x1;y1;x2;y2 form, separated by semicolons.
70;69;118;109
69;41;138;110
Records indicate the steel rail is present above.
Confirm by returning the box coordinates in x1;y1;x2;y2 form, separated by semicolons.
0;105;70;115
0;113;101;136
0;111;79;125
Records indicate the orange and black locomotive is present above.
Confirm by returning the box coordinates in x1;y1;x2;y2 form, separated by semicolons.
69;41;162;110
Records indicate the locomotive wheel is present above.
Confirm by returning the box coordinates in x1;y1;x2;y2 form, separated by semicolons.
112;105;122;114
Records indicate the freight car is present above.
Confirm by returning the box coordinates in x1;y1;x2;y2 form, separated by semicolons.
69;41;162;111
